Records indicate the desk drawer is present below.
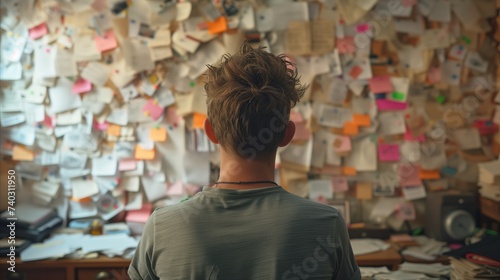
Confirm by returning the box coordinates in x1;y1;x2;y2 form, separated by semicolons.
4;268;66;280
76;267;130;280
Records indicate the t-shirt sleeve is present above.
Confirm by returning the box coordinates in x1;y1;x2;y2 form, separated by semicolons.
331;214;361;280
128;210;159;280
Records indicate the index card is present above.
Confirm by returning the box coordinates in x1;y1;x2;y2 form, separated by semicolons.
69;200;98;219
20;84;46;104
4;124;36;146
71;178;99;200
122;39;154;72
73;35;102;62
91;156;118;176
81;62;110;87
308;179;333;200
318;104;351;128
402;185;426;200
345;135;377;172
378;144;400;162
55;108;81;126
378;112;406;135
106;107;128;126
49;78;82;114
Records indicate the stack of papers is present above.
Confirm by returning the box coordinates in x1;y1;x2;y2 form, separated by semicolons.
399;262;451;277
20;233;138;262
350;238;390;256
401;236;448;261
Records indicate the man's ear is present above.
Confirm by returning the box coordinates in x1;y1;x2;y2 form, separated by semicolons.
204;118;219;144
278;121;295;147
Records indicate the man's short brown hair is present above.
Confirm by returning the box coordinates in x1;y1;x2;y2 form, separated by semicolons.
204;43;306;160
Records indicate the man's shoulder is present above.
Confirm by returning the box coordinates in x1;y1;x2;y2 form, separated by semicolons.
279;190;343;216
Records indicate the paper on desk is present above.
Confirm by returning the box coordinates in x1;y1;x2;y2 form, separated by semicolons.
80;233;138;254
20;240;73;262
373;270;432;280
350;239;390;256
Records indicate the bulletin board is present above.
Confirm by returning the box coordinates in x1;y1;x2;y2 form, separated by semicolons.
0;0;499;229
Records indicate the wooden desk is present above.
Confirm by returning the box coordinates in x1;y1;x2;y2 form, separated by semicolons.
355;247;402;270
0;256;131;280
0;248;403;279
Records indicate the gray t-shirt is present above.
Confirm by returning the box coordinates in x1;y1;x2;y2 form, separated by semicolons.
128;186;361;280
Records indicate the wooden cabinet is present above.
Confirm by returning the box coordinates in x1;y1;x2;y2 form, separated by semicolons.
0;256;131;280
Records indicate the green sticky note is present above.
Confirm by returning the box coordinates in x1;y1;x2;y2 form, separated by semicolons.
391;91;405;101
437;95;445;104
189;81;196;87
461;35;471;45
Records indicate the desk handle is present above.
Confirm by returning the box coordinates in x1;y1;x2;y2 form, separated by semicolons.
6;272;24;280
96;271;113;280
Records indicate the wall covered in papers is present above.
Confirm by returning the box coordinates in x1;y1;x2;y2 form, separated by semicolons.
0;0;499;231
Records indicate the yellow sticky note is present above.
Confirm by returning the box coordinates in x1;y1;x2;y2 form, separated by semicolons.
193;113;206;129
353;114;371;127
13;145;34;161
342;166;357;176
134;145;155;160
107;124;121;137
149;127;167;142
342;122;359;136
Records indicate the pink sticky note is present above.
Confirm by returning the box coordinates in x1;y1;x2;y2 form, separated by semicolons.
331;176;348;192
398;164;422;187
349;66;363;79
93;121;109;131
334;136;351;153
94;30;117;52
72;79;92;94
376;99;408;111
337;37;355;54
42;115;54;128
404;129;426;142
378;143;400;161
369;76;393;94
167;181;184;196
29;23;48;40
119;159;137;171
126;204;152;223
143;99;164;120
356;23;370;33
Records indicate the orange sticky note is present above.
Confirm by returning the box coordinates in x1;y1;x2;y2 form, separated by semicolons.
342;122;359;136
13;145;34;161
353;114;371;127
342;166;357;176
135;145;155;160
419;169;440;179
149;127;167;142
193;113;206;129
207;17;227;34
356;182;373;200
107;124;121;137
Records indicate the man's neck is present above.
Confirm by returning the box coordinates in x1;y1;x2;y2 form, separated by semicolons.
216;149;277;190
